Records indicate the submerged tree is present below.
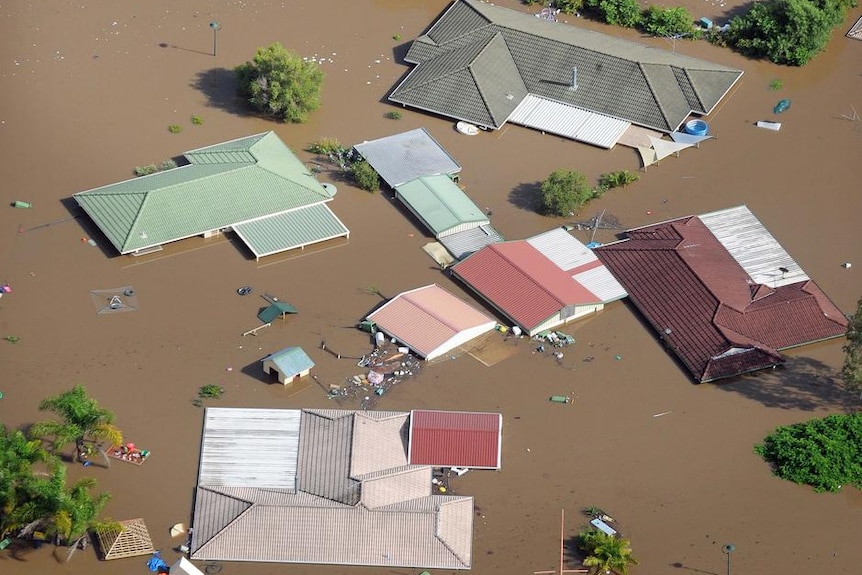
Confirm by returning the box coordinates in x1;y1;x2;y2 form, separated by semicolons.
235;42;324;123
0;425;52;539
30;385;123;460
578;528;639;575
841;296;862;399
539;169;596;217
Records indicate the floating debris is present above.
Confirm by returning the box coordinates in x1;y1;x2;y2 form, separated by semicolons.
328;343;423;409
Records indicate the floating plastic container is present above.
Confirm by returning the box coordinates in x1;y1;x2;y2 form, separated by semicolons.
684;119;709;136
773;99;791;114
375;332;386;346
549;396;571;404
13;201;31;209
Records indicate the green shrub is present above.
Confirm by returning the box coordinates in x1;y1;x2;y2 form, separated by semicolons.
392;33;402;41
641;6;697;38
159;159;177;171
539;169;595;217
585;0;642;27
769;78;784;91
385;110;402;120
134;164;158;177
555;0;584;14
598;170;639;189
198;384;225;399
307;137;344;156
190;114;204;125
755;414;862;492
4;335;21;344
351;160;380;192
168;124;182;134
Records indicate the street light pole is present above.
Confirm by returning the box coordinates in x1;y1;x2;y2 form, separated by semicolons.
722;544;736;575
209;21;221;57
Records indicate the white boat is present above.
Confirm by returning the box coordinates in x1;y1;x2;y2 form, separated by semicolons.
756;121;781;131
456;121;480;135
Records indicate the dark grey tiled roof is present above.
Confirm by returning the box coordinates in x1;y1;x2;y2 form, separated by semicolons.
297;410;360;505
390;0;743;132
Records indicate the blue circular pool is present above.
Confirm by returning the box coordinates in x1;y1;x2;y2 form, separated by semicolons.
684;119;709;136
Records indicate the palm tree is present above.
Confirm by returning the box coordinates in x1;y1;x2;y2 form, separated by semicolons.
578;529;639;575
30;385;123;460
0;425;53;538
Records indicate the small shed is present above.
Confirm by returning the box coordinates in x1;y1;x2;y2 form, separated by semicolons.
95;518;155;560
262;347;315;384
258;301;298;324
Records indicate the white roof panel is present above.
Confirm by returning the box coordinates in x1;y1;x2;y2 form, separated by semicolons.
507;95;630;149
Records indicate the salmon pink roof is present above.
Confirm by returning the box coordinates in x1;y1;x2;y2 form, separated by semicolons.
409;410;502;469
451;240;600;331
595;209;848;382
367;284;496;360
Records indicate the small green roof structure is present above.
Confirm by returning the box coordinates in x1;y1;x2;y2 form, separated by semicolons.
258;301;298;324
74;132;349;259
394;175;488;238
262;346;315;383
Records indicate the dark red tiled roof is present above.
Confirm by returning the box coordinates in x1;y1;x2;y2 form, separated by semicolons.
409;410;502;469
595;217;848;383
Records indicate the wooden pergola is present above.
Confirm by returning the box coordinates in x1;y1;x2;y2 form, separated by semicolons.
95;518;155;560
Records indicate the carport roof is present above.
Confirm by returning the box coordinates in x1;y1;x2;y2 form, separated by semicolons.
233;203;349;260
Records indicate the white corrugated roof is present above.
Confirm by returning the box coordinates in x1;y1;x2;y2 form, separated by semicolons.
354;128;461;188
198;408;301;489
507;95;630;149
699;205;809;288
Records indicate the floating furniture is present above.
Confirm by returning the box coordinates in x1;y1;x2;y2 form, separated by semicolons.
591;517;618;536
13;201;31;208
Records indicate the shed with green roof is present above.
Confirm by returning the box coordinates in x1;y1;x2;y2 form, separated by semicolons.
395;174;489;238
74;132;349;259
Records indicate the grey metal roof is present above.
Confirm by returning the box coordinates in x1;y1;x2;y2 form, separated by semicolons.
198;408;300;489
353;128;461;188
389;0;743;133
438;223;504;260
232;203;349;260
190;408;477;569
698;205;809;288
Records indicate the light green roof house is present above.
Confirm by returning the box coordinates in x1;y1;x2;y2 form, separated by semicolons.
261;347;315;384
74;132;349;259
394;174;489;238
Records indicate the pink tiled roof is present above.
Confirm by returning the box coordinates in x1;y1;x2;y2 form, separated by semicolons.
367;284;495;358
451;241;599;331
595;217;848;382
409;410;502;469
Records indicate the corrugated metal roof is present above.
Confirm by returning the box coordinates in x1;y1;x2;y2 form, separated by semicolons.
438;223;504;260
198;408;300;489
395;175;488;237
508;95;630;149
262;347;314;378
353;128;461;188
74;132;345;256
367;284;497;359
409;410;502;469
451;240;600;331
232;203;349;259
390;0;742;136
699;205;809;288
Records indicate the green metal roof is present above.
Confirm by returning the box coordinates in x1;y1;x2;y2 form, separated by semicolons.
258;302;299;324
233;204;350;259
395;175;488;237
262;346;314;377
74;132;336;254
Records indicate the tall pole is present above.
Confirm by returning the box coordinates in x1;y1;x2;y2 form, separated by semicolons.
209;21;221;57
722;544;735;575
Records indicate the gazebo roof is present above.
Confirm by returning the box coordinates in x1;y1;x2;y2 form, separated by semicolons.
95;518;155;560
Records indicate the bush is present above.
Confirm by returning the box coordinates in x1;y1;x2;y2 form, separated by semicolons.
351;160;380;192
198;385;224;399
585;0;642;27
235;42;324;123
725;0;854;66
385;110;402;120
167;124;183;134
641;6;697;38
190;114;204;125
755;414;862;492
598;170;639;189
134;164;158;177
555;0;584;14
159;159;177;171
307;137;344;156
539;169;595;216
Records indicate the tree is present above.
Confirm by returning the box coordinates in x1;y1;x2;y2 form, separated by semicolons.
235;42;324;123
578;528;639;575
30;385;123;459
584;0;642;27
0;425;53;539
640;6;697;38
842;297;862;398
754;414;862;492
725;0;854;66
49;466;111;547
539;169;595;217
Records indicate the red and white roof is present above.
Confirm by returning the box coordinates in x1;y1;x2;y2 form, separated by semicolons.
367;284;497;361
452;228;626;331
409;410;502;469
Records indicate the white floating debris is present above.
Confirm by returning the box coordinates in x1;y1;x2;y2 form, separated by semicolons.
842;262;852;269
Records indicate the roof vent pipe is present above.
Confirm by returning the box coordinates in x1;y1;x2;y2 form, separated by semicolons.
571;67;578;91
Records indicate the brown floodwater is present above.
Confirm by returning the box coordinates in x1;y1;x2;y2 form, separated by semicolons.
1;1;861;574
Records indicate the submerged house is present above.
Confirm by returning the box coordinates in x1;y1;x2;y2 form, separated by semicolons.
74;131;349;259
190;407;483;569
389;0;743;148
261;346;314;384
366;284;497;361
594;205;849;382
451;227;627;336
